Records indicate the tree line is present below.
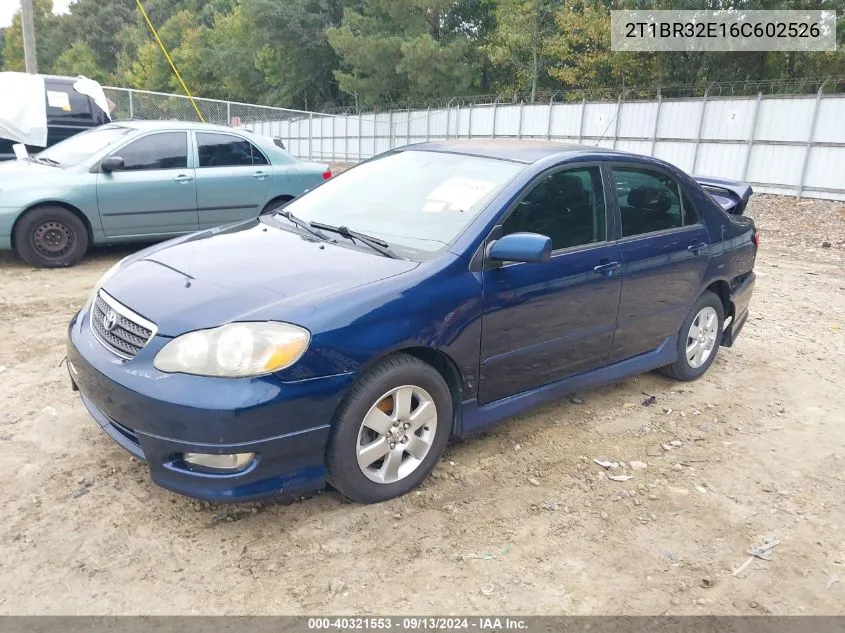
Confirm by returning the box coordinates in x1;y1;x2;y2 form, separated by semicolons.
1;0;842;111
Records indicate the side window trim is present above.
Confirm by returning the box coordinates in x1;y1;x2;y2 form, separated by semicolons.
196;131;268;168
105;131;189;172
493;160;610;255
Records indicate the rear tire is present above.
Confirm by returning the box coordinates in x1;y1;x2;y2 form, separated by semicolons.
13;205;89;268
260;196;294;215
659;291;724;381
326;354;452;503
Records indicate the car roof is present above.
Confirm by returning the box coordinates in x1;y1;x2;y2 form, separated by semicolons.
112;120;255;134
403;139;628;164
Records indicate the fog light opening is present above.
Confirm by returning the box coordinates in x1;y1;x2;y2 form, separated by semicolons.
182;452;255;472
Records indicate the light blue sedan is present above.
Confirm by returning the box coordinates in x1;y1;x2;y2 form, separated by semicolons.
0;120;331;267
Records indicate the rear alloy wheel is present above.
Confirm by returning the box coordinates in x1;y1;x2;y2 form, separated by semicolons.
685;306;719;369
14;205;89;268
327;354;452;503
660;291;725;381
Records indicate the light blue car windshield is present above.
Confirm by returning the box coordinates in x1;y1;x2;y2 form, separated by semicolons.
283;150;523;259
38;126;132;166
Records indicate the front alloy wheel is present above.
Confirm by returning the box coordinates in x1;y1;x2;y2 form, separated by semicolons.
356;385;438;484
326;354;452;503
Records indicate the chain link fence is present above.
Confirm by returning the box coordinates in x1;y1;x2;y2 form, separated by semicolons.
104;86;345;162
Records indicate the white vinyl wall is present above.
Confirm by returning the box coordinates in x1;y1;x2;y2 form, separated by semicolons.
246;93;845;201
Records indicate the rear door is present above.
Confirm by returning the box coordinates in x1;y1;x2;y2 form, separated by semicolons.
478;164;622;404
194;131;274;229
608;163;710;362
96;131;199;237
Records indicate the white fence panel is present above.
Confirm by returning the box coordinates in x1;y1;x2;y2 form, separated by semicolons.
755;97;816;142
657;101;703;140
549;102;582;139
618;101;658;139
110;86;843;199
701;98;756;140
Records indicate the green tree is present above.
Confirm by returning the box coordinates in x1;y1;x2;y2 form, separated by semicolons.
2;0;62;73
52;40;110;83
328;0;482;107
57;0;136;78
546;0;660;98
486;0;560;101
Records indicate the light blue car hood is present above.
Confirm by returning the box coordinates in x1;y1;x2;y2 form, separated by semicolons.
0;159;84;194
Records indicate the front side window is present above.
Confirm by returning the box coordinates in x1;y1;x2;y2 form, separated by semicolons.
117;132;188;171
502;166;606;251
613;166;683;237
279;150;523;260
197;132;267;167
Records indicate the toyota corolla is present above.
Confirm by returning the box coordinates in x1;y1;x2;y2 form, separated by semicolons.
67;140;758;504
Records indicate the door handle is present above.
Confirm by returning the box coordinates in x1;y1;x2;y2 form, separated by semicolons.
252;171;268;179
173;174;193;183
688;241;707;253
593;261;621;273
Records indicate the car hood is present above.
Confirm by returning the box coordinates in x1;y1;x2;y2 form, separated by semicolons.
0;159;69;188
101;219;420;336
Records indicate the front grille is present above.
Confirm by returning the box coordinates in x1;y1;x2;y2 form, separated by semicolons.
90;291;157;359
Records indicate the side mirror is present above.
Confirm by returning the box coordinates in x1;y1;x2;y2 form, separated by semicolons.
487;232;552;264
100;156;124;173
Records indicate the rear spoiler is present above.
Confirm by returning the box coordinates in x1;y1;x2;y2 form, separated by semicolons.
693;176;753;215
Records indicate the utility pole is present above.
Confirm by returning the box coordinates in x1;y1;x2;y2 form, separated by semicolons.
21;0;38;74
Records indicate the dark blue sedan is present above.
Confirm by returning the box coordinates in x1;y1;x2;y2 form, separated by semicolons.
67;140;758;504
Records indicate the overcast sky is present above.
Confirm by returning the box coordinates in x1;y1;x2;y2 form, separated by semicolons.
0;0;72;29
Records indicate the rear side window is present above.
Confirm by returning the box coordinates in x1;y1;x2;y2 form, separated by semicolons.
196;132;268;167
117;132;188;171
612;166;683;237
44;81;92;120
502;166;606;251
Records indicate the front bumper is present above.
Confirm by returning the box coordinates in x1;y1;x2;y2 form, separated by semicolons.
67;308;355;502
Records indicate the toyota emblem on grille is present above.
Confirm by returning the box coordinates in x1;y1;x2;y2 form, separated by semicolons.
103;309;118;332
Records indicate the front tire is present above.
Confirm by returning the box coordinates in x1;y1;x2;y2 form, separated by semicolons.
13;205;89;268
660;291;725;381
326;354;452;503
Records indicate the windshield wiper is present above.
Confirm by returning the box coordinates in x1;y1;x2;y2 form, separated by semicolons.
274;209;329;241
309;222;399;259
34;156;60;166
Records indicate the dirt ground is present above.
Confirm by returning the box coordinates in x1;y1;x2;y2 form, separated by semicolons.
0;194;843;615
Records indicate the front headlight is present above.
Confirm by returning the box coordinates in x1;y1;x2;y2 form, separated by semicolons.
153;322;310;377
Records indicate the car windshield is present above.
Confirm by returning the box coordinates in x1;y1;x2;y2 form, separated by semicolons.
278;150;523;260
38;125;132;166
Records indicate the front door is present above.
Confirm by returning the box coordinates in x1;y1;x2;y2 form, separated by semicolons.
608;163;710;362
194;131;274;229
96;131;199;237
479;164;622;405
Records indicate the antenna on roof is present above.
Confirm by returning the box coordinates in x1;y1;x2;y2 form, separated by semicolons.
594;88;628;148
